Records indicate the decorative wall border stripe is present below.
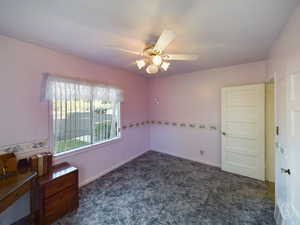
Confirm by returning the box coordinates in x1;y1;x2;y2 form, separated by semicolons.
0;120;218;159
149;120;218;131
120;120;219;131
0;138;49;159
121;120;150;130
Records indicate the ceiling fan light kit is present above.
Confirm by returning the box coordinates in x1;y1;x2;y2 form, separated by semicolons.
135;51;169;74
152;55;162;66
146;64;159;74
136;59;146;69
161;62;170;71
136;54;169;74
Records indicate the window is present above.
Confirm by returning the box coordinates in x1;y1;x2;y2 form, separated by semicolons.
44;75;122;155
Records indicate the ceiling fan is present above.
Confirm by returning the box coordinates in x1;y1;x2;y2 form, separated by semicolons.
114;30;198;74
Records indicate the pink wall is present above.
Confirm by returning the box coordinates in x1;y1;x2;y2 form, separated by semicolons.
0;35;150;224
0;35;150;185
268;4;300;81
267;3;300;224
149;61;267;166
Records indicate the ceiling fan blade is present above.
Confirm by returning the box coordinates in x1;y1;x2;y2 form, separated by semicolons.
153;30;176;52
163;54;198;61
107;47;142;56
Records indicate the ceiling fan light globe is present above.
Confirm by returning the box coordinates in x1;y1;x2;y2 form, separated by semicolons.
136;60;146;69
146;64;159;74
161;62;170;71
152;55;162;66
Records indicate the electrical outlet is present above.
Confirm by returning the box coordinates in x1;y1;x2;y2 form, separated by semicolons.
200;150;205;156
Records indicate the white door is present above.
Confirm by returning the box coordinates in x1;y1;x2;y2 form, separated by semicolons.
221;84;265;181
274;75;290;224
284;72;300;224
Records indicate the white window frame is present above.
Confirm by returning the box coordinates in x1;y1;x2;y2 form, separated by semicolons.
48;101;122;159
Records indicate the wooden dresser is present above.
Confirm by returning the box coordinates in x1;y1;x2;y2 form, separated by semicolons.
36;162;79;225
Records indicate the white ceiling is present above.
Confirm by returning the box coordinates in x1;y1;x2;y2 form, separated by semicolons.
0;0;299;76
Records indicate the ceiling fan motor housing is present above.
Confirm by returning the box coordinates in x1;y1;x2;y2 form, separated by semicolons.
143;44;162;56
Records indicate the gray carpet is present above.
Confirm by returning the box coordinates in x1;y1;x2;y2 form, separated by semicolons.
54;151;275;225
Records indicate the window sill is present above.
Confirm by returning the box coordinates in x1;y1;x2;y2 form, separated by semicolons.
53;136;122;161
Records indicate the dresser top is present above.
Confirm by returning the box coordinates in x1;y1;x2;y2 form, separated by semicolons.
37;162;77;185
0;170;37;201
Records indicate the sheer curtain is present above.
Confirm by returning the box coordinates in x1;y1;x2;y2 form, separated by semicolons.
45;75;123;102
44;74;123;154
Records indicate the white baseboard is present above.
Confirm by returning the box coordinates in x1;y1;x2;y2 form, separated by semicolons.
79;149;149;187
151;149;221;168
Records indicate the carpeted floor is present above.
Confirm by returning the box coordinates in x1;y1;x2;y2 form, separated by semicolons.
54;151;275;225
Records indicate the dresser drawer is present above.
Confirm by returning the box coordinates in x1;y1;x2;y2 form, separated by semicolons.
44;171;77;198
44;185;78;224
37;162;79;225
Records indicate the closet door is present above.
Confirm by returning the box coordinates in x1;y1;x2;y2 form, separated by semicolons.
221;84;265;180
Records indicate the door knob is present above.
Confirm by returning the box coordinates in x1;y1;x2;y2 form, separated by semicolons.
222;132;226;136
281;168;291;175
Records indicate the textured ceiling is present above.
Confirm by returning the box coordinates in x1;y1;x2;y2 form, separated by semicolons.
0;0;299;76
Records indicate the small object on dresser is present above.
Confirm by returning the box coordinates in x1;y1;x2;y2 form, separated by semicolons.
0;160;4;177
30;152;53;176
17;158;29;170
5;157;17;174
0;153;17;178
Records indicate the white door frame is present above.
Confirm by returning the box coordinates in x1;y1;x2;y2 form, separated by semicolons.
265;79;275;182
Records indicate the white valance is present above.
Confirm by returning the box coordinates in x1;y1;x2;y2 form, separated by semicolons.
44;74;123;102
